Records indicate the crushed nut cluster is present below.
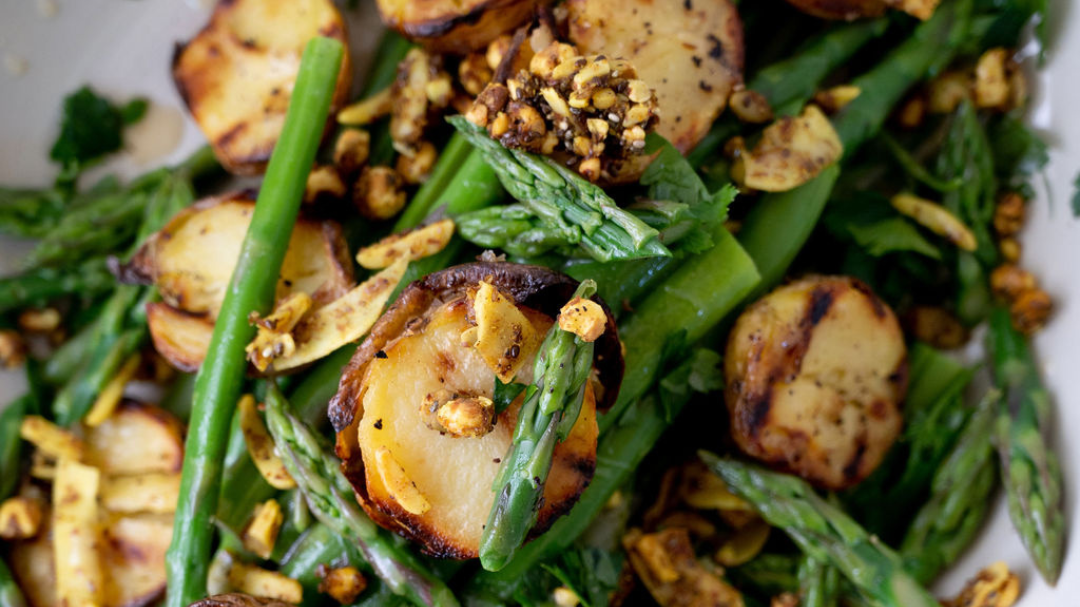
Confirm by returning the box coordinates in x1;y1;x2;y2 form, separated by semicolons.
466;41;660;182
988;192;1053;335
419;389;496;439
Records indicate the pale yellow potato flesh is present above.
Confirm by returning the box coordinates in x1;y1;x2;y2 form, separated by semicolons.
146;302;214;373
84;402;185;477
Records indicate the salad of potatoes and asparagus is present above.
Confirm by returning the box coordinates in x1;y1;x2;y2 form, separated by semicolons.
0;0;1067;606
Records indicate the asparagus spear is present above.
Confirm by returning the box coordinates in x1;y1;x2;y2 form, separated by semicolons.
901;390;999;584
263;384;459;607
702;455;940;607
278;522;367;606
449;116;668;262
479;280;598;571
0;395;28;501
165;38;344;607
799;555;840;607
0;257;114;315
987;306;1064;584
0;186;65;238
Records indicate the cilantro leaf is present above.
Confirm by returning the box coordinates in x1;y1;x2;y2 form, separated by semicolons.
493;377;526;414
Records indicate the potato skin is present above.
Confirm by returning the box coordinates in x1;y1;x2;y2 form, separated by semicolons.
782;0;887;20
567;0;744;155
376;0;545;54
724;276;906;490
173;0;352;174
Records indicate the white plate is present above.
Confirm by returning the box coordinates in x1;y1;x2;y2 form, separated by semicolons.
0;0;1076;603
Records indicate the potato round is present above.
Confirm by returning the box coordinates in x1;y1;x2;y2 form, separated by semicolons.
724;276;907;490
567;0;744;154
376;0;543;54
782;0;887;20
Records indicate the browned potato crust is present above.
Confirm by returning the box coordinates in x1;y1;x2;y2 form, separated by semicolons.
782;0;887;20
376;0;545;54
146;302;214;374
567;0;744;155
724;276;907;490
173;0;352;174
191;595;295;607
330;262;623;558
84;401;186;476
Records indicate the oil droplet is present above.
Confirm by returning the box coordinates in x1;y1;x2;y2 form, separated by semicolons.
124;102;185;166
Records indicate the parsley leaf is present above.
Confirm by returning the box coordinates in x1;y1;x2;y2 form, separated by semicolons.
49;86;148;180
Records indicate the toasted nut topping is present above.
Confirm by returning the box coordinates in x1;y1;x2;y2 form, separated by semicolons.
734;105;843;192
469;281;541;383
338;87;393;126
318;566;368;605
558;297;607;342
553;587;581;607
459;53;493;97
434;395;496;438
974;48;1009;109
391;48;452;156
228;561;304;604
0;329;26;369
17;307;60;333
373;446;431;515
333;129;370;175
84;353;142;427
928;71;971;114
238;394;297;490
358;219;456;270
624;527;746;607
993;192;1026;237
20;415;84;461
305;165;347;204
897;95;927;129
0;496;44;539
1010;288;1053;335
904;306;970;350
715;518;770;566
990;265;1037;300
999;238;1021;263
354;166;407;220
679;461;754;513
486;34;514;70
814;85;861;114
730;89;774;123
943;562;1020;607
891;193;978;251
243;499;284;560
396;141;438;185
246;292;314;373
771;593;800;607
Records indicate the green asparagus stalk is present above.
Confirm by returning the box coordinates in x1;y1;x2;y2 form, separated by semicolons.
901;390;1000;584
702;454;940;607
449;117;668;262
798;556;840;607
479;281;598;571
0;186;65;238
0;395;28;501
278;522;366;607
165;38;344;607
729;554;801;598
263;384;459;607
0;257;115;315
987;306;1064;584
0;558;26;607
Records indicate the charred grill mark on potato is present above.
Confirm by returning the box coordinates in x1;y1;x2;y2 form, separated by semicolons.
376;0;545;54
724;276;907;490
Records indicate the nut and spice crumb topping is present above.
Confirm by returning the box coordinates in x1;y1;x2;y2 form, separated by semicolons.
318;566;368;605
0;329;26;369
354;166;407;220
558;297;607;342
943;562;1020;607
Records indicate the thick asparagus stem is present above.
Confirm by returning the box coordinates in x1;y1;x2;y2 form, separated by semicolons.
798;555;840;607
0;258;115;315
479;281;598;571
987;306;1064;584
165;38;344;607
702;455;940;607
0;395;28;501
263;385;459;607
900;390;999;584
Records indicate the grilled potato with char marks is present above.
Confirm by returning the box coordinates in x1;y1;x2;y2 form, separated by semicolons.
376;0;546;54
173;0;352;175
724;276;907;490
330;262;623;558
567;0;744;155
782;0;887;20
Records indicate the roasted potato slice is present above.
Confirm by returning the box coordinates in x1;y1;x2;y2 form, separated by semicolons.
330;262;624;558
567;0;744;154
173;0;352;174
126;193;353;320
102;513;173;607
146;302;216;374
782;0;887;20
84;401;185;476
6;514;58;607
375;0;544;54
724;276;907;489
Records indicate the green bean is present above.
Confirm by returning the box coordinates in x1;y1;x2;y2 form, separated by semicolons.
0;395;29;501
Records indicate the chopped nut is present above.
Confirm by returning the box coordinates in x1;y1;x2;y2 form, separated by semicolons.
558;297;607;342
928;71;971;114
678;461;755;515
246;292;314;373
814;85;861;114
434;395;496;438
0;329;26;369
486;34;513;70
0;496;44;539
999;238;1021;263
18;307;60;333
373;446;431;515
897;95;927;129
333;129;370;176
624;528;746;607
993;192;1026;237
469;281;541;383
243;499;284;560
904;306;970;350
357;219;455;270
771;593;800;607
729;89;774;123
20;415;84;461
305;166;347;204
354;166;407;220
734;105;843;192
723;136;747;160
318;566;368;605
84;353;142;427
974;48;1009;109
943;562;1020;607
715;518;771;567
391;48;452;156
658;511;718;539
990;265;1037;300
1011;288;1053;335
553;587;581;607
426;72;453;107
459;53;493;97
338;87;393;126
396;141;439;185
887;0;940;20
891;193;978;251
228;562;304;604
